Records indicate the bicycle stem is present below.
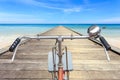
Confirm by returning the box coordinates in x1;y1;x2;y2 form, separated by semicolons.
57;36;63;67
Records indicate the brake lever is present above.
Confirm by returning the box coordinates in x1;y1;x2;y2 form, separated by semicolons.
99;36;111;61
11;42;21;62
102;44;110;61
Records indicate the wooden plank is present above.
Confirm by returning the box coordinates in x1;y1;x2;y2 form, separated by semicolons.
0;71;51;78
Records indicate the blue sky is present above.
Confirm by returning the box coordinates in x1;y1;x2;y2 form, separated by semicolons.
0;0;120;24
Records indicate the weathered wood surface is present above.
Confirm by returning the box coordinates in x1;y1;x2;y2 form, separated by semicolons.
0;26;120;80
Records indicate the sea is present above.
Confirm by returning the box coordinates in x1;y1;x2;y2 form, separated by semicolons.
0;24;120;37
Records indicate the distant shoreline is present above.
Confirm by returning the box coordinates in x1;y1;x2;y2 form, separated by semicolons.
0;23;120;25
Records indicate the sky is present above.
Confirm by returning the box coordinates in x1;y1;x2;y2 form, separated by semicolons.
0;0;120;24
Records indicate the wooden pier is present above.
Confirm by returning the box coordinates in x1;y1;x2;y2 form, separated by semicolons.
0;26;120;80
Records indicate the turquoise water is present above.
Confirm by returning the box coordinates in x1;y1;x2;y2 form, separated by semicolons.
0;24;120;37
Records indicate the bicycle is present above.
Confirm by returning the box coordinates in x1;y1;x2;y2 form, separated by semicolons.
9;25;111;80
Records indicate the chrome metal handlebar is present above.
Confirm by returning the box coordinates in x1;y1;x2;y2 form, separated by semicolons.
11;35;89;62
10;35;111;62
20;35;89;40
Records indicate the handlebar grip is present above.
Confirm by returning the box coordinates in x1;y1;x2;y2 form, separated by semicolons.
9;38;21;52
99;36;111;50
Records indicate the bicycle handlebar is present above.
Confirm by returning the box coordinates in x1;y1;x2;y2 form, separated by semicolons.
8;25;111;62
99;36;111;50
9;38;21;52
21;35;90;39
9;35;111;52
9;35;89;52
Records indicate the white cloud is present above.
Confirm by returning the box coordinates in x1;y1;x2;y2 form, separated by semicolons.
16;0;83;13
102;17;120;23
0;18;45;23
0;0;92;13
0;12;45;23
63;7;82;13
17;0;64;10
0;12;33;18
